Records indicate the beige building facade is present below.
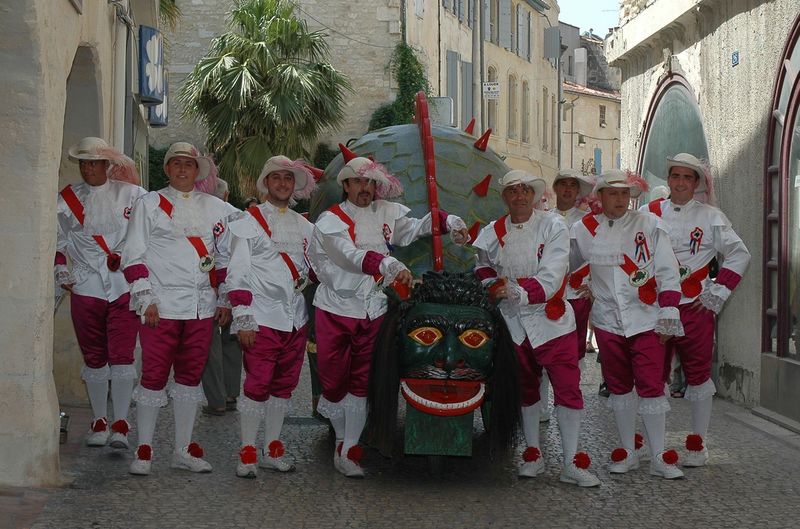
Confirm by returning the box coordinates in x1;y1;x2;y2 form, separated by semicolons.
155;1;561;180
607;0;800;428
561;81;621;174
0;0;161;486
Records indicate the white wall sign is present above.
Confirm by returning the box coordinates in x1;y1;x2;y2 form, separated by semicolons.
483;81;500;99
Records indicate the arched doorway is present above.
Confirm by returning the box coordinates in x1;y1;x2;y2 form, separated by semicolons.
761;13;800;423
637;73;709;202
54;45;104;406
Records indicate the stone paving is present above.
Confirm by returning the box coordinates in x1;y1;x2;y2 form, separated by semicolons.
5;354;800;529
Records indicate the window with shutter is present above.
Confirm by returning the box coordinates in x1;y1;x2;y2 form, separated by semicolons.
499;0;511;50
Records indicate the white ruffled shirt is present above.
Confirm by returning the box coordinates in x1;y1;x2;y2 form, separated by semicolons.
310;200;434;320
122;186;237;319
473;211;575;347
222;202;313;332
550;207;591;300
640;199;750;305
56;179;146;301
571;210;683;338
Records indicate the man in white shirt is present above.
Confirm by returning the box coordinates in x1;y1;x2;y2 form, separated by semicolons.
122;142;236;476
56;137;146;449
221;156;316;478
309;147;468;478
473;169;600;488
643;153;750;467
572;169;685;479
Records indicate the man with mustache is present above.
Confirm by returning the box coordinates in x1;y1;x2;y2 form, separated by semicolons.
643;154;750;467
308;148;468;478
473;169;600;487
56;137;146;450
122;142;237;476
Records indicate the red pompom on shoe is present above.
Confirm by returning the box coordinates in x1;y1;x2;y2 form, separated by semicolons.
268;440;285;459
187;442;204;458
239;445;257;464
661;449;679;465
545;298;566;320
685;434;704;452
573;452;591;469
136;444;152;461
611;448;629;462
91;418;108;432
634;433;644;450
111;419;129;435
522;447;541;462
346;445;364;463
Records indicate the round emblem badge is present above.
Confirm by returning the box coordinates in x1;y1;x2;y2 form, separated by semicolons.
199;254;215;273
679;264;692;281
629;268;651;288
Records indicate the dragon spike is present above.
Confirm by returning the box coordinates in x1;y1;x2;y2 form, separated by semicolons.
338;143;357;163
473;129;492;151
472;174;492;197
304;163;324;181
464;117;476;135
467;221;482;245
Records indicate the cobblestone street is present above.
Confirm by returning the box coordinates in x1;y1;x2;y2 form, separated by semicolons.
4;355;799;529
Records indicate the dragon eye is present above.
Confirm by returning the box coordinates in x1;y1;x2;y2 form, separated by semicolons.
459;329;489;349
408;327;443;346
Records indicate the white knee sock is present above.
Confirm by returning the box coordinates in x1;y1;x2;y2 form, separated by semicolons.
521;402;541;447
641;410;666;458
609;390;638;451
82;366;110;420
341;394;367;456
691;395;713;439
110;377;135;423
264;397;289;447
556;406;582;463
239;397;264;447
173;399;198;451
539;371;551;414
136;404;160;447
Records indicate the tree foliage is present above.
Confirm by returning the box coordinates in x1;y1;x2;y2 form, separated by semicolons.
178;0;351;199
368;43;430;130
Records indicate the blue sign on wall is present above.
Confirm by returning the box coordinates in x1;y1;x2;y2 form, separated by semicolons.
594;147;603;175
149;74;168;127
139;25;164;106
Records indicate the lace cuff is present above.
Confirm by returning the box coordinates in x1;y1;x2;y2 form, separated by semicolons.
55;265;75;287
638;396;670;415
654;316;685;337
216;290;231;309
379;256;408;286
606;390;637;410
684;378;716;402
446;215;469;245
699;283;731;314
237;395;266;417
109;364;137;380
81;365;110;382
231;314;259;333
130;289;160;316
168;382;204;403
316;395;343;420
507;282;528;307
132;386;168;407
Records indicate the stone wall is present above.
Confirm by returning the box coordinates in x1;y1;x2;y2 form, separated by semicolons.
151;0;401;157
609;0;797;406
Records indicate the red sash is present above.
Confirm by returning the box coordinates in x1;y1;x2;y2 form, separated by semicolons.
648;198;665;217
568;263;591;290
60;185;120;271
680;264;709;298
158;193;218;288
493;215;509;246
327;204;382;282
247;206;301;283
583;214;656;305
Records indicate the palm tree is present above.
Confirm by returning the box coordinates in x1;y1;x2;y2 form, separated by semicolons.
159;0;181;31
178;0;351;198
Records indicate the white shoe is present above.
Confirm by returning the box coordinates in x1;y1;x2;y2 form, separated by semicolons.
108;420;130;449
236;462;257;478
560;459;601;488
129;445;153;476
650;450;685;479
518;447;545;478
337;445;365;478
171;444;212;473
86;418;109;447
333;441;343;472
259;454;295;472
608;448;640;474
683;434;709;467
236;445;258;479
683;447;709;468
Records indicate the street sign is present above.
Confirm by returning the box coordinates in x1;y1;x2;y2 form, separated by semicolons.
483;82;500;100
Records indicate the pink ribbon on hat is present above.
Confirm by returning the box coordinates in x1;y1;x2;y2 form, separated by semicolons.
355;160;403;199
